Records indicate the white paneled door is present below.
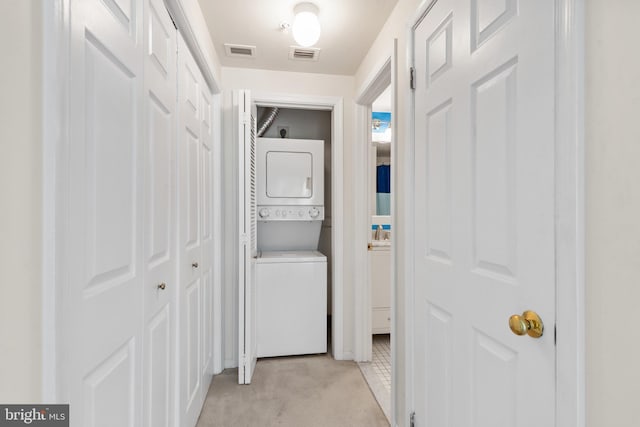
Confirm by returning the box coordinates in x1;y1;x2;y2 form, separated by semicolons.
142;0;176;426
177;33;215;427
67;0;144;425
411;0;555;426
65;1;216;426
178;34;202;427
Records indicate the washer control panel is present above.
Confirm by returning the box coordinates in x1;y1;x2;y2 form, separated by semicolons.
257;205;324;221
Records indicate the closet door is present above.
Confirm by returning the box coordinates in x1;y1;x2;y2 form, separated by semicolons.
178;33;215;427
142;0;177;426
236;90;258;385
66;0;144;425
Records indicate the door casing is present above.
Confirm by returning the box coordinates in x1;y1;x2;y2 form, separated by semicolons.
403;0;586;426
353;44;397;421
250;92;345;360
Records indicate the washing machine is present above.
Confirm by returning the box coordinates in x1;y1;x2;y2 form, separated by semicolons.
256;250;327;357
255;138;327;357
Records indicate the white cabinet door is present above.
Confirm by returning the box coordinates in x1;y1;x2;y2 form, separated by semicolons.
67;0;144;425
411;0;556;426
370;249;391;334
178;33;204;427
236;90;258;384
142;0;176;426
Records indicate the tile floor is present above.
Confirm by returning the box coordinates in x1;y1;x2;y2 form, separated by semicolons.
358;334;391;422
372;334;391;391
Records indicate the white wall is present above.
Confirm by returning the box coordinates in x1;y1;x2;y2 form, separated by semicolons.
354;0;422;424
0;0;43;402
220;67;355;367
586;1;640;425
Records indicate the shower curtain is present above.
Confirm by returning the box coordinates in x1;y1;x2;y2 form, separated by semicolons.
376;164;391;216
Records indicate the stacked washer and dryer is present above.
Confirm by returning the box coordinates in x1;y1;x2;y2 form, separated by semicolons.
255;137;327;358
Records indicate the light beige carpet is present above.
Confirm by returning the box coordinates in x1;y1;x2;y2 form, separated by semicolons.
196;353;390;427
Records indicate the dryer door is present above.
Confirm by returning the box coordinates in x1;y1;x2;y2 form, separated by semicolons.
266;151;313;199
257;138;324;206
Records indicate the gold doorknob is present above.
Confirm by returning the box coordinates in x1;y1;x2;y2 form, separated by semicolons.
509;310;544;338
192;262;199;268
157;282;166;290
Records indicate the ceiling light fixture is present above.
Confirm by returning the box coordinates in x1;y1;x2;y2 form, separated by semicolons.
292;2;321;47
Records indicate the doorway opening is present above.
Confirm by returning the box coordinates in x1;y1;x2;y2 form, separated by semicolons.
353;48;396;423
257;104;333;354
243;92;346;371
357;84;393;421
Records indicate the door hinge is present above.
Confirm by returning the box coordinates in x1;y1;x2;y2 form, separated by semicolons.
410;67;416;90
242;111;251;125
409;411;416;427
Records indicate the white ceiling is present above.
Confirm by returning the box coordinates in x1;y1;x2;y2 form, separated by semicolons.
198;0;399;75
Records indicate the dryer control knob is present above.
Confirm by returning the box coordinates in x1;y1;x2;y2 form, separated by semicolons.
309;208;320;218
282;210;287;217
259;208;270;218
298;210;304;217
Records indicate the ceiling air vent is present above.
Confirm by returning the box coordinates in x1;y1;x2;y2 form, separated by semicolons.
224;43;256;58
289;46;321;62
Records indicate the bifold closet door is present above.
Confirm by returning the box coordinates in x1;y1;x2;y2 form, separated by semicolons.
177;33;215;427
66;0;144;425
142;0;177;426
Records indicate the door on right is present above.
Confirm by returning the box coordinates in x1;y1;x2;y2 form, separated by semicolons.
412;0;555;426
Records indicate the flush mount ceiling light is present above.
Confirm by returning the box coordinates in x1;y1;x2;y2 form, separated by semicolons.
292;2;321;47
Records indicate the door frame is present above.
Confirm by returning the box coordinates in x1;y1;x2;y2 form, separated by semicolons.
353;44;398;423
354;54;393;365
404;1;585;426
250;91;346;360
41;0;224;403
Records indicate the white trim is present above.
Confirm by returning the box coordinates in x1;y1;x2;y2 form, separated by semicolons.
42;0;69;402
252;92;345;360
212;92;224;375
356;57;393;105
353;103;372;363
389;37;399;427
405;1;424;419
405;0;585;425
555;0;586;425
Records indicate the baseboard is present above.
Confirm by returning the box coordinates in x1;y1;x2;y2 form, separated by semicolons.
224;358;238;369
